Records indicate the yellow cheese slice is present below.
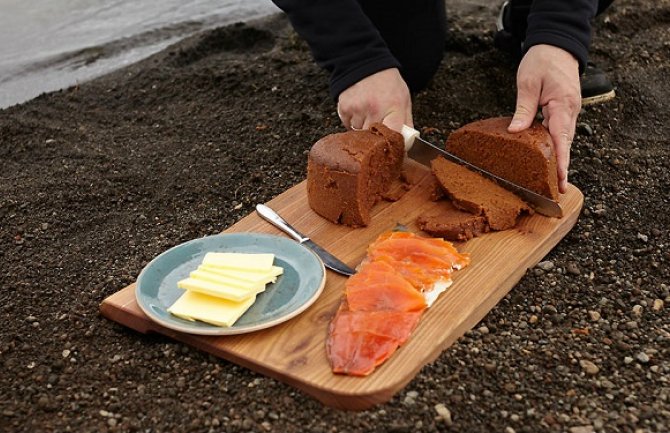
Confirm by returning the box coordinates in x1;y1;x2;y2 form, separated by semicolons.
177;277;262;302
187;268;269;290
202;252;275;272
197;265;283;285
168;290;256;327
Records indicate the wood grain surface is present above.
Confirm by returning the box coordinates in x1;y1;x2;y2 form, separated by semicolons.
100;162;583;410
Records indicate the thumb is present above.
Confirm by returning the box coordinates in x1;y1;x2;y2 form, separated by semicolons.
508;80;541;133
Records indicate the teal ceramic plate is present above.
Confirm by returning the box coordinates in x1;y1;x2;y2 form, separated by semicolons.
135;233;326;335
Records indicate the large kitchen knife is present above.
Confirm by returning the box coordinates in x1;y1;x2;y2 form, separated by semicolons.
255;204;356;276
401;125;562;218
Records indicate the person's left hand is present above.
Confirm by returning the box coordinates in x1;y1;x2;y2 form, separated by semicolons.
507;44;582;194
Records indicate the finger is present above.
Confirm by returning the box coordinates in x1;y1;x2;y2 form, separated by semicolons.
509;75;541;133
380;112;405;133
380;101;413;133
349;114;365;129
546;110;575;194
541;106;549;129
337;102;352;129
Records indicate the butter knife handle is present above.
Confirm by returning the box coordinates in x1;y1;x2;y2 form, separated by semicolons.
255;204;308;243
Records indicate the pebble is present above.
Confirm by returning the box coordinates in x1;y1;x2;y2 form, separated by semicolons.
566;262;581;275
107;418;118;427
403;391;418;406
241;418;253;429
542;305;558;314
434;404;453;426
37;396;50;408
478;326;489;335
588;311;601;321
529;315;538;324
652;299;664;311
624;356;634;364
636;232;648;242
600;379;615;389
569;426;594;433
631;305;643;316
62;350;71;358
636;352;650;364
537;261;555;271
580;360;600;375
625;321;638;329
577;122;594;136
505;427;516;433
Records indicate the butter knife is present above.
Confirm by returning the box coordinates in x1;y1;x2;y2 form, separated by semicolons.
255;204;356;276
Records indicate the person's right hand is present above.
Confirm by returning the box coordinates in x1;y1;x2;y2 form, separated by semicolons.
508;44;582;194
336;68;412;133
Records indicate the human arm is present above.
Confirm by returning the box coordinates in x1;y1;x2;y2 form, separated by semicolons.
270;0;400;101
270;0;411;131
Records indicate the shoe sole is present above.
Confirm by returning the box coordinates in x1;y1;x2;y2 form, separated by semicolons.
582;89;616;106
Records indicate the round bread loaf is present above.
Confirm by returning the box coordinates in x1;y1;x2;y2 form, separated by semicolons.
307;124;404;227
446;117;559;200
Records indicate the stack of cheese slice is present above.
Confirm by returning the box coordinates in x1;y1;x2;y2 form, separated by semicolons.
168;252;283;327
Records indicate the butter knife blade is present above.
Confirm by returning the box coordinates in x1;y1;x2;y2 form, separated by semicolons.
255;204;356;276
402;125;563;218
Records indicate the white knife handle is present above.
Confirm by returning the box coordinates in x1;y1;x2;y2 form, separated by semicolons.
255;204;309;243
401;124;420;152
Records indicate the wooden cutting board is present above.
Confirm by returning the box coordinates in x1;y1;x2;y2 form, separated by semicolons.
100;162;583;410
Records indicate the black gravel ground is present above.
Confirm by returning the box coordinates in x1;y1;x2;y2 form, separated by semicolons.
1;1;669;432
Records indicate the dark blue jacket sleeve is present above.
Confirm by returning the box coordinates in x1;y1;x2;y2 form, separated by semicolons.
523;0;598;72
271;0;400;100
273;0;598;96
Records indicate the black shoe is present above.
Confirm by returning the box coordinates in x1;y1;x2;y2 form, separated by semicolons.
494;1;616;106
581;62;616;106
494;1;523;62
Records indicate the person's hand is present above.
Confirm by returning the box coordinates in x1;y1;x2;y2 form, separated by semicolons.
337;68;412;133
508;44;582;194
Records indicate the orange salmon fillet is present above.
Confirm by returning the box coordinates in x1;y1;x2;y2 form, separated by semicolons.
327;230;470;376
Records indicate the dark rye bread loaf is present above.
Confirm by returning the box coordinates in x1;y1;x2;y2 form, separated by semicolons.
446;117;559;200
431;156;531;231
307;124;405;227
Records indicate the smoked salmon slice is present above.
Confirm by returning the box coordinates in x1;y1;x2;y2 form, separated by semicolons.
345;261;426;312
327;309;423;376
368;231;470;270
327;230;470;376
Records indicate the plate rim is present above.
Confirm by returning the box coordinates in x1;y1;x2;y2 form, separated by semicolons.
135;232;326;336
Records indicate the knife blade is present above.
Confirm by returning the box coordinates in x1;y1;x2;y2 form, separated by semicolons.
401;125;563;218
255;204;356;276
